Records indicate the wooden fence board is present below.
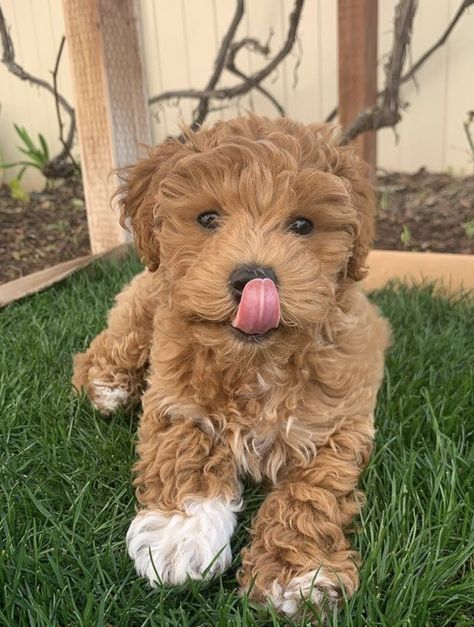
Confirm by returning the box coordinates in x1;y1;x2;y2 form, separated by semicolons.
62;0;151;253
338;0;378;170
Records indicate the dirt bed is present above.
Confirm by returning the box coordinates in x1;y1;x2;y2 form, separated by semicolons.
0;179;90;284
0;170;473;285
375;169;474;254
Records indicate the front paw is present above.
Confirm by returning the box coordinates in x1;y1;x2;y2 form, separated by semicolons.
267;569;341;616
90;380;130;414
239;549;356;617
126;498;241;585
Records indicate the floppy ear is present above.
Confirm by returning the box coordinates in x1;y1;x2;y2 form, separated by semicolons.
305;123;375;281
344;153;375;281
116;139;183;271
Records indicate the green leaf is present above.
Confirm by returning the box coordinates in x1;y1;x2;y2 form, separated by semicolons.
0;160;40;169
462;220;474;238
18;148;44;166
38;133;50;160
14;124;36;152
400;224;412;246
18;147;37;159
0;161;23;169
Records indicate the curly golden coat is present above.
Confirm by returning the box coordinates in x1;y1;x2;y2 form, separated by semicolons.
73;115;390;617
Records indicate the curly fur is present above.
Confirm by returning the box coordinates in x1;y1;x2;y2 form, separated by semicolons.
72;115;390;618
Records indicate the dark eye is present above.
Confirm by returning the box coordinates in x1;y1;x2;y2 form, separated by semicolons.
288;217;314;236
197;210;220;230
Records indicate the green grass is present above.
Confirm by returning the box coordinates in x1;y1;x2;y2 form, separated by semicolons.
1;254;473;626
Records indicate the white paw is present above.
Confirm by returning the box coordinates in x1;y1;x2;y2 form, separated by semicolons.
91;380;129;413
269;568;340;616
126;498;242;585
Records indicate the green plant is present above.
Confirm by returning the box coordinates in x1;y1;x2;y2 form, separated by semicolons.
462;219;474;238
400;224;412;246
7;177;29;202
379;190;390;212
0;124;50;180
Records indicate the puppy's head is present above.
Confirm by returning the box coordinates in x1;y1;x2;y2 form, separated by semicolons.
118;116;374;354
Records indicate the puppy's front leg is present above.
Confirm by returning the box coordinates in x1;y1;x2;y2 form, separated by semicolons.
72;270;156;414
239;416;373;617
127;406;242;586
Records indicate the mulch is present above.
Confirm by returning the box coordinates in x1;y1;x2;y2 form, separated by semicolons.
374;169;474;255
0;169;473;285
0;179;90;284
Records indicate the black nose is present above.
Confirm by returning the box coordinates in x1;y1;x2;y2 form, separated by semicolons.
229;265;278;301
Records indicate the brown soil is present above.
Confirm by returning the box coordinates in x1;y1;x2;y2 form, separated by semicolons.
0;178;90;284
0;170;473;286
375;169;474;254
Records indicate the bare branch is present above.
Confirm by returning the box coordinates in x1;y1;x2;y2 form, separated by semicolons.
382;0;417;109
192;0;244;128
400;0;474;87
291;36;303;89
464;110;474;160
149;0;304;121
228;66;285;116
327;0;473;129
341;0;417;143
0;6;74;118
52;37;67;145
226;37;285;116
49;36;78;175
0;5;77;178
324;106;337;123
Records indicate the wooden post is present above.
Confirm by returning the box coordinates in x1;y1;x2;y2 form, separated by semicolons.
338;0;378;171
63;0;151;253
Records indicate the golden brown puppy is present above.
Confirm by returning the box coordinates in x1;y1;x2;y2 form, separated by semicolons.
73;115;390;617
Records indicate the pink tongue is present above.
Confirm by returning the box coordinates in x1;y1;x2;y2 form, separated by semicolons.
232;278;280;335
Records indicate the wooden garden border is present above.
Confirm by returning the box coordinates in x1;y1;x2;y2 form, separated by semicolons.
1;248;473;308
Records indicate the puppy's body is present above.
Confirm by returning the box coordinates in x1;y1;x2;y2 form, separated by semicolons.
73;116;390;616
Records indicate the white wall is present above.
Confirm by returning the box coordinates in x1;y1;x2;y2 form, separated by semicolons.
1;0;473;190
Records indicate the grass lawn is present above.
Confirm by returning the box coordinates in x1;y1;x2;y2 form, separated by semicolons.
1;254;473;626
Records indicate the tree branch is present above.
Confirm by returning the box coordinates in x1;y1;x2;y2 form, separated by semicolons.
327;0;473;128
48;36;78;177
400;0;474;87
149;0;304;121
0;6;74;118
191;0;244;128
341;0;417;143
464;110;474;160
0;5;77;178
226;37;285;116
